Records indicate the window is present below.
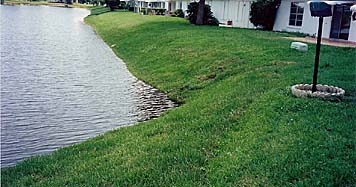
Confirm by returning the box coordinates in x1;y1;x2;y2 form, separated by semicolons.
289;2;304;26
179;2;182;9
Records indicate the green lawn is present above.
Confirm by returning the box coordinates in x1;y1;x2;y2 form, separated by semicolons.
2;11;356;186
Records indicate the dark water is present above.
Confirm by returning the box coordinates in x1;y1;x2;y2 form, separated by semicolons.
0;5;175;168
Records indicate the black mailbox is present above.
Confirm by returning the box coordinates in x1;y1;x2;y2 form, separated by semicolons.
310;2;332;17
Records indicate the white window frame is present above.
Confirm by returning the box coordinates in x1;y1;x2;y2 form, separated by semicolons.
289;2;304;27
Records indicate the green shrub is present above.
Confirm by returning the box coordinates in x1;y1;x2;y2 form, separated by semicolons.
154;8;166;15
140;7;166;15
118;1;126;9
140;7;150;15
126;0;135;11
250;0;281;30
128;6;134;11
173;9;185;18
187;2;219;26
107;0;120;11
140;7;146;13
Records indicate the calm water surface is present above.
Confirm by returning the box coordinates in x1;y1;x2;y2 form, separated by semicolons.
0;5;174;167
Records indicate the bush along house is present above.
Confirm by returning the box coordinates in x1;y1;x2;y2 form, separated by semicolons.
133;0;255;28
273;0;356;42
132;0;356;42
133;0;191;15
134;0;166;14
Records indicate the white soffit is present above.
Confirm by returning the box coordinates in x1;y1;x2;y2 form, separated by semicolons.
307;1;356;5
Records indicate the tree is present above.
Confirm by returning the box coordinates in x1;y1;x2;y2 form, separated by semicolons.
107;0;120;11
250;0;281;30
196;0;205;25
187;2;219;26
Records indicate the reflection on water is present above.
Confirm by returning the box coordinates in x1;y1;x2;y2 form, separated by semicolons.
0;5;175;168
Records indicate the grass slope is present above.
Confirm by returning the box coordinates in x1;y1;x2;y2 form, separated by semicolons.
2;11;356;186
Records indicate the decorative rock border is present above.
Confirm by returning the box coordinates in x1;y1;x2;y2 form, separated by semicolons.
291;84;345;99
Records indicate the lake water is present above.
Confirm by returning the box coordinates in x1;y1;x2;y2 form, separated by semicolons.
0;5;174;168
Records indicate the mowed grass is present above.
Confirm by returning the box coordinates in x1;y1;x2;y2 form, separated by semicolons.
2;11;356;186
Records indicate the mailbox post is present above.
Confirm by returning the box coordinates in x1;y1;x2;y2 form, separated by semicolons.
309;2;332;92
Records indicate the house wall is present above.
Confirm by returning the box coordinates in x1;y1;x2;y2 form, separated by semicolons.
165;2;169;10
274;0;356;42
135;0;356;41
207;0;254;28
166;1;177;11
163;0;254;28
48;0;65;2
349;17;356;42
273;0;333;38
137;0;165;8
166;0;189;12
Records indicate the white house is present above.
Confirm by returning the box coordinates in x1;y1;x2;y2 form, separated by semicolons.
134;0;190;13
274;0;356;42
206;0;255;28
134;0;255;28
48;0;79;3
175;0;255;28
133;0;356;42
164;0;190;12
136;0;165;9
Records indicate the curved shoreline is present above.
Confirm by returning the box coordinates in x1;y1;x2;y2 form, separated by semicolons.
2;9;355;186
83;13;178;121
0;6;176;168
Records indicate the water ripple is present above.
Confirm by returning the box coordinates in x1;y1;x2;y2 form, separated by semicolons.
0;5;175;168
